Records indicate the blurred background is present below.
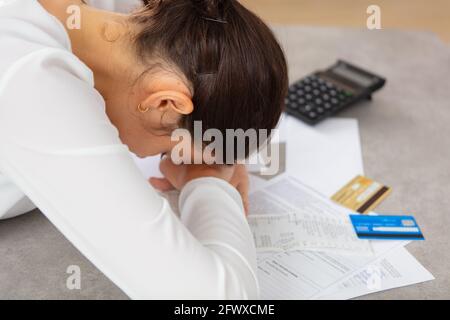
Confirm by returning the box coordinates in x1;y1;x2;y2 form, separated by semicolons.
241;0;450;42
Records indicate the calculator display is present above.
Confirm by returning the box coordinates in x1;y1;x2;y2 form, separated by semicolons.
332;65;375;87
285;60;386;125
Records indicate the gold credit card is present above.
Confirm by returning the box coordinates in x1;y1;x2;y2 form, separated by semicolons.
331;175;392;214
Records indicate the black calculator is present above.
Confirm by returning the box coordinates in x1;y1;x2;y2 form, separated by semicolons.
285;60;386;125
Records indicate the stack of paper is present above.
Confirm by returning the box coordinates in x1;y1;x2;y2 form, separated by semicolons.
248;174;433;299
248;116;433;299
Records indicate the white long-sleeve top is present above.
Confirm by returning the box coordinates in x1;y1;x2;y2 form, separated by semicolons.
0;0;258;299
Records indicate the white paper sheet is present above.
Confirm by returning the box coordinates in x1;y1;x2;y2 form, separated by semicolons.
256;244;398;299
256;238;428;300
249;175;433;299
250;116;364;196
132;154;163;179
249;212;373;255
247;176;373;255
314;245;435;300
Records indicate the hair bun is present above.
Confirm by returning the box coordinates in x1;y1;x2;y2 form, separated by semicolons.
191;0;232;19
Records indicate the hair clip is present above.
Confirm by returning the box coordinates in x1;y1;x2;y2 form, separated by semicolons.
196;71;218;77
202;17;228;24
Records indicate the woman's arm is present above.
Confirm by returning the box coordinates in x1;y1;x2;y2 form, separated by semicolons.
0;49;258;299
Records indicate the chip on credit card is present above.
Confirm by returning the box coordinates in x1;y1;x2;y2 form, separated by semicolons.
350;214;424;240
332;175;391;214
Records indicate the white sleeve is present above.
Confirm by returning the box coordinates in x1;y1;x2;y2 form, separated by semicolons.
0;49;259;299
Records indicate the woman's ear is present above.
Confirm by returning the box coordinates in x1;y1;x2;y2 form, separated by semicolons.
140;90;194;115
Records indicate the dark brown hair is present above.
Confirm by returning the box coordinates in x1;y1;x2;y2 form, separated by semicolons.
132;0;288;161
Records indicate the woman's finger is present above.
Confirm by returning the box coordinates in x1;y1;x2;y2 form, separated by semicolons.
235;179;249;215
159;156;185;189
230;165;250;215
236;184;249;215
149;177;175;191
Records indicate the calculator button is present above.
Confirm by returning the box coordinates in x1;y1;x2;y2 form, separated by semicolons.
308;111;317;119
298;106;309;114
298;107;308;114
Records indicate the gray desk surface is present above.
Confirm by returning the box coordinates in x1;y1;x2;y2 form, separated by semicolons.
1;26;449;300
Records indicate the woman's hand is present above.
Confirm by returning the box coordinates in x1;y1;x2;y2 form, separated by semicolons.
149;157;250;215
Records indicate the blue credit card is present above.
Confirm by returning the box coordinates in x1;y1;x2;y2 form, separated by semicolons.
349;214;424;240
